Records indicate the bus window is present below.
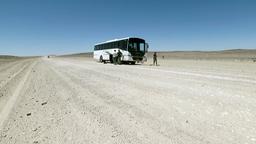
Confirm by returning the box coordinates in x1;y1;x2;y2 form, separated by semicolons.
109;43;111;49
121;40;126;50
107;43;110;49
134;43;138;50
124;40;128;50
128;43;132;49
117;41;120;48
140;43;145;52
128;43;136;51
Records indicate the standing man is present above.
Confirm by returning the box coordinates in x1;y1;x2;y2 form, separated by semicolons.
113;50;117;65
117;50;123;65
153;52;157;66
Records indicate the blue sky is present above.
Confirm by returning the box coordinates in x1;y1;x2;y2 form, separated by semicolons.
0;0;255;56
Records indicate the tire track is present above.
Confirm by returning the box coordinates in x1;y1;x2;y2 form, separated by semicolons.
0;60;37;129
0;60;32;89
47;59;215;144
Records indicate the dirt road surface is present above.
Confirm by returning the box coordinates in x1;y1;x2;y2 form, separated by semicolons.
0;57;256;144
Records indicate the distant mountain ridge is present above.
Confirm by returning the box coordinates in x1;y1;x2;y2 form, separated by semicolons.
2;49;256;60
150;49;256;53
59;48;256;56
59;49;256;61
0;55;20;59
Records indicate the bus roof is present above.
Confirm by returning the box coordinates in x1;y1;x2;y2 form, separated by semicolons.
94;37;144;46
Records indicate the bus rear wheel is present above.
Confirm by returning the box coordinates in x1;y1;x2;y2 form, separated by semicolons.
131;61;136;65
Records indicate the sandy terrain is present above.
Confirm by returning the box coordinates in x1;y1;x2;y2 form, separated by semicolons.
0;56;256;144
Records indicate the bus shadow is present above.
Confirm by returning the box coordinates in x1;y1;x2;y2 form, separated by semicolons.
103;62;142;66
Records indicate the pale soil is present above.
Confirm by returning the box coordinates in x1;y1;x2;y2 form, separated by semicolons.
0;57;255;144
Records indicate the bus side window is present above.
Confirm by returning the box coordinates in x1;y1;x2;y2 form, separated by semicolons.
111;42;114;48
109;43;112;49
120;40;126;50
123;40;127;50
117;41;120;49
128;43;132;48
120;41;124;50
108;43;111;49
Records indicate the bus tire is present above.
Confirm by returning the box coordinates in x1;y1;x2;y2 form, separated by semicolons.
131;61;136;65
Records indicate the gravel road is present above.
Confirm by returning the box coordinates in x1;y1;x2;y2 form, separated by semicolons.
0;57;255;144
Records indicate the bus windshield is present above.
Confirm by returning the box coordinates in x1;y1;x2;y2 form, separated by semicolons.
128;38;145;52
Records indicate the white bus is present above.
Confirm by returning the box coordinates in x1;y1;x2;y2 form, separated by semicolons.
93;37;148;64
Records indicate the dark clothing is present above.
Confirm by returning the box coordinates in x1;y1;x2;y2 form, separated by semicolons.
113;56;117;65
117;51;123;64
112;51;118;65
153;53;157;65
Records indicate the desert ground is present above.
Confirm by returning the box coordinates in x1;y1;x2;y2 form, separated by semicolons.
0;52;256;144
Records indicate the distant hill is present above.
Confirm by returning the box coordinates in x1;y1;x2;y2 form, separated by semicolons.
0;55;20;59
59;52;93;58
0;55;22;64
58;49;256;61
0;55;39;60
147;49;256;60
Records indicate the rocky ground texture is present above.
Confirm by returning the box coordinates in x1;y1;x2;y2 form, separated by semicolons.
0;57;255;144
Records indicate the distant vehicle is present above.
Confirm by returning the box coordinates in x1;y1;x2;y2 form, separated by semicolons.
93;37;149;64
47;55;56;58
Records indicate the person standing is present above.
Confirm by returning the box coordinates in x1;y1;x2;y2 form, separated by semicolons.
117;50;123;65
153;52;157;66
113;50;117;65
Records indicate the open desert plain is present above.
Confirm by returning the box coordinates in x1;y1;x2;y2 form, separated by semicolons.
0;50;256;144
